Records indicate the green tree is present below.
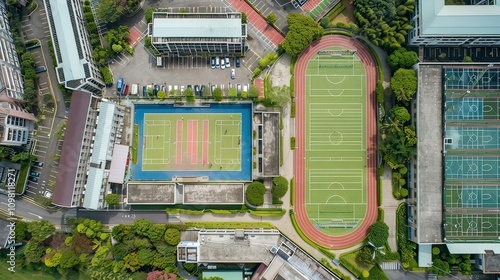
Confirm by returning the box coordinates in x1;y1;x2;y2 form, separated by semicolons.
96;0;121;24
134;237;152;249
241;12;247;24
11;151;37;166
376;82;385;104
267;13;277;25
280;13;324;57
164;228;180;245
390;106;410;124
265;86;290;108
59;249;80;269
112;44;123;53
45;252;62;267
145;8;155;24
133;219;153;236
138;248;156;266
202;85;211;97
367;221;389;247
272;176;288;198
157;90;167;99
105;193;120;206
27;220;55;242
24;240;46;264
387;48;418;70
430;259;450;276
246;181;266;206
248;85;260;98
228;87;237;99
390;68;417;104
123;252;143;272
112;224;134;242
146;224;166;243
463;56;472;62
213;88;223;101
14;220;28;242
185;87;195;102
357;246;375;265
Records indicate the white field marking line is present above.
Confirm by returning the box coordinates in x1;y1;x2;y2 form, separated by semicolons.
306;202;366;205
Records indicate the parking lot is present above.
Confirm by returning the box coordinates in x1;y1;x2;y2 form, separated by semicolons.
106;43;254;97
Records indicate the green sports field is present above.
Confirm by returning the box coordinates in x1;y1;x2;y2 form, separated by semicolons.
142;113;242;171
305;47;367;235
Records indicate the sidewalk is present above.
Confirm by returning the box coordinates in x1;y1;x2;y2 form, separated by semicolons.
380;164;401;251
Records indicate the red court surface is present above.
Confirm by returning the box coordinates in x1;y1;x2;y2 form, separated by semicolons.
202;120;209;164
227;0;285;47
128;27;143;47
294;35;378;248
176;120;183;164
188;120;198;164
254;78;264;98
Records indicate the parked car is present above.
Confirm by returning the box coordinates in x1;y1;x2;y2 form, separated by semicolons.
34;162;43;167
154;85;160;95
30;171;40;177
231;68;236;79
237;84;242;92
225;57;230;68
235;57;241;68
168;85;173;93
220;57;226;69
211;84;216;93
200;85;206;96
210;57;216;69
187;85;192;89
28;177;38;182
215;57;220;68
180;85;185;93
194;85;200;95
35;66;47;74
123;84;129;96
161;85;166;92
243;84;249;92
142;86;148;96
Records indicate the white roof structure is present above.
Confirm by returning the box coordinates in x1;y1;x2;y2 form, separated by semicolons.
419;1;500;36
152;18;242;38
109;144;129;184
83;102;116;209
447;244;500;254
47;0;86;82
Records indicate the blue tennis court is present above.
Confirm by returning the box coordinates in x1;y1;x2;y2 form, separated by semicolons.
131;103;252;181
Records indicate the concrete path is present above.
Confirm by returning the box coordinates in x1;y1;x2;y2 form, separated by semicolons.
380;164;402;251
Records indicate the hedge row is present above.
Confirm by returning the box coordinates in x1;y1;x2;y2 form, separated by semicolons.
320;258;351;280
339;250;365;278
326;2;345;21
290;177;294;206
280;131;283;166
185;222;275;229
290;75;295;98
290;101;296;118
249;209;286;217
290;136;296;150
132;124;139;164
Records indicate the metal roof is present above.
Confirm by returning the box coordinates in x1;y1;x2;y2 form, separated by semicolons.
47;0;86;81
447;243;500;254
53;91;92;207
152;18;242;38
82;102;116;210
109;144;129;184
420;1;500;36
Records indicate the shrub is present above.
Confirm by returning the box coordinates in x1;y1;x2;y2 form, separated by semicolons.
290;137;296;150
367;221;389;247
290;101;296;117
432;247;440;255
376;83;384;104
272;176;288;198
246;181;266;206
164;228;180;245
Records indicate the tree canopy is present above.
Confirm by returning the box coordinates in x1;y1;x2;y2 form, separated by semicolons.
213;88;223;101
248;85;260;99
164;228;181;246
272;176;288;198
280;13;323;57
246;181;266;206
105;194;119;206
390;106;410;125
387;48;418;70
96;0;122;24
367;221;389;247
390;68;417;104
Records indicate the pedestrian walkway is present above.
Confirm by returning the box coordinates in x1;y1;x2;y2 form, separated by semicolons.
380;164;401;251
226;0;285;47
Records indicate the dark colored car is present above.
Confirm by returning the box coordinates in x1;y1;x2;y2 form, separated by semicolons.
154;85;160;95
235;57;240;68
28;176;38;182
200;85;206;96
194;85;200;95
34;162;43;167
142;86;147;96
35;66;47;74
30;171;40;177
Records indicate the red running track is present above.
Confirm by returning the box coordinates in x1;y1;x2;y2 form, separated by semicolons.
176;120;183;164
302;0;321;12
294;35;378;248
227;0;284;47
202;120;209;164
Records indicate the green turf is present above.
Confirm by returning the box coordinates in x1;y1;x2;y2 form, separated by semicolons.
305;47;367;235
142;113;242;171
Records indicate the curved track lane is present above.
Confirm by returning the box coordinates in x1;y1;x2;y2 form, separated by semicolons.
294;35;378;248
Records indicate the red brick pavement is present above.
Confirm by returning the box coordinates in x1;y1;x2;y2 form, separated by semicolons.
227;0;285;47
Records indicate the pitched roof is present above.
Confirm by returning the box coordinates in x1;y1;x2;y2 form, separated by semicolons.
52;91;92;207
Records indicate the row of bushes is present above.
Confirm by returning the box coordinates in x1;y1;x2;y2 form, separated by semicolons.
290;177;294;206
320;258;351;280
339;249;367;278
132;125;139;164
185;222;275;229
396;203;417;269
325;1;345;22
290;136;296;150
249;209;286;217
392;171;408;199
253;52;279;80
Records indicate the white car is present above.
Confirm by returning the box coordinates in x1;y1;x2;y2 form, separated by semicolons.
180;85;185;92
225;57;230;68
221;60;226;70
231;68;235;79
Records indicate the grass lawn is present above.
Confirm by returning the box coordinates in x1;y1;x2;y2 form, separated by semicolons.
0;260;57;280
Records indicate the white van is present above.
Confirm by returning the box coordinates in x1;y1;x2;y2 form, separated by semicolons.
131;84;139;95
